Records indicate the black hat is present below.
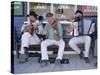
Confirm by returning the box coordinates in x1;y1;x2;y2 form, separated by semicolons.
38;16;44;21
27;11;38;19
75;10;83;15
46;12;53;18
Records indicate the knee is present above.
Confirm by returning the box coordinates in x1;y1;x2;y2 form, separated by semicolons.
59;40;65;47
41;41;46;47
62;40;65;47
62;41;65;47
86;36;91;42
68;39;74;47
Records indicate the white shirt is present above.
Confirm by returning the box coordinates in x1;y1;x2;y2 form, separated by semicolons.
21;20;43;34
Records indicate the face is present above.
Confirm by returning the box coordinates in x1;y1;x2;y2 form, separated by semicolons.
74;13;82;21
26;25;34;33
29;15;36;22
48;16;55;25
75;13;82;17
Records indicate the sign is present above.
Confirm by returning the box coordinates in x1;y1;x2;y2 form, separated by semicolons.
56;9;63;14
81;6;97;16
11;1;24;16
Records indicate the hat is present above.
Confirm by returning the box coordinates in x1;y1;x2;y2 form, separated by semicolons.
46;12;53;18
75;10;83;15
38;16;44;21
27;11;38;19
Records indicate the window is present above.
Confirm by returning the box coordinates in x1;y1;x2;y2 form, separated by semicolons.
11;1;24;16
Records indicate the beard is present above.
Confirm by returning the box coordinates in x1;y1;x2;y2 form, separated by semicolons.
75;16;82;22
74;17;81;21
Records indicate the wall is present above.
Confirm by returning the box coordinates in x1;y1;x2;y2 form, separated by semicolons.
12;2;27;50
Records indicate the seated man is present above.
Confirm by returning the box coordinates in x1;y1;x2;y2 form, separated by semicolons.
19;24;40;63
21;11;43;43
68;10;91;63
40;12;65;67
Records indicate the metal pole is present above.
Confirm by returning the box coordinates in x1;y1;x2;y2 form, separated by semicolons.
27;1;30;22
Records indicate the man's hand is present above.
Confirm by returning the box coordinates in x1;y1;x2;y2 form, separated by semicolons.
66;23;77;32
42;31;47;35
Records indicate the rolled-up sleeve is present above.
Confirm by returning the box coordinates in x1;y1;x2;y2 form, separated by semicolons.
21;24;27;32
58;24;63;38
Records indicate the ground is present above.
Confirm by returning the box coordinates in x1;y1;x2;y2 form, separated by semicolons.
13;54;97;74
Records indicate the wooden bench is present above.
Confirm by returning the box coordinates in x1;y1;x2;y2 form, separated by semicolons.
29;44;84;54
16;40;84;58
16;38;86;64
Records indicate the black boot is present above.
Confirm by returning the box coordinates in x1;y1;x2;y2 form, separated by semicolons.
40;60;49;67
55;59;61;65
84;57;90;63
19;47;29;64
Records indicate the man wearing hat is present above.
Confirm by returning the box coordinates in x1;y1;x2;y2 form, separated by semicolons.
68;10;91;63
21;11;43;34
40;12;65;66
19;11;43;63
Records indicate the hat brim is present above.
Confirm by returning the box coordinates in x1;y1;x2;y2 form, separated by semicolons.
26;14;38;17
46;13;53;18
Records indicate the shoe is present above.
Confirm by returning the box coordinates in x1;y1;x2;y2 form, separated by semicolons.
94;62;97;67
19;47;29;64
84;57;90;63
79;51;84;59
40;60;49;67
55;59;61;65
18;54;28;64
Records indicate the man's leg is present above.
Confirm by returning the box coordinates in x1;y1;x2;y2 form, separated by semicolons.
41;39;55;66
56;39;65;60
84;36;91;57
19;33;30;63
78;36;91;63
41;39;55;60
54;39;65;65
68;37;81;54
82;36;91;63
30;33;41;45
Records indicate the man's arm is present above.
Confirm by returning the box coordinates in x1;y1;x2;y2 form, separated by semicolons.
42;24;49;35
21;24;28;33
58;24;63;38
66;23;77;32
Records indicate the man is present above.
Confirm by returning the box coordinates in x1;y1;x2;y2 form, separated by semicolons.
41;12;65;66
20;11;42;54
68;10;91;63
19;11;42;63
21;11;43;35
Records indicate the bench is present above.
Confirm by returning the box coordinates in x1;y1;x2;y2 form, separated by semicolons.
16;39;84;59
16;41;85;64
